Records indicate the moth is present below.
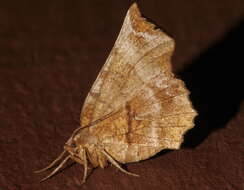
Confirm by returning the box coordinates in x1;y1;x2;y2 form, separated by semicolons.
35;3;197;184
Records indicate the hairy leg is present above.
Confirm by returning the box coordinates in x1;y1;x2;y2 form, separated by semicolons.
81;149;88;184
101;149;139;177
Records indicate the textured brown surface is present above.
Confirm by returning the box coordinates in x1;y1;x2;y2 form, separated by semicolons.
0;1;244;190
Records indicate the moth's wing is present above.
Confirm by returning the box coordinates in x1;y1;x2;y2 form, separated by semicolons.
84;4;197;163
80;3;174;127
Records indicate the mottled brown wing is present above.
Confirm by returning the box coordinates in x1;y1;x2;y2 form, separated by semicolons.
80;3;174;127
81;3;197;163
99;80;197;163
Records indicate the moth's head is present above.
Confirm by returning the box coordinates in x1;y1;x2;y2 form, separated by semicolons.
64;137;86;165
64;138;77;154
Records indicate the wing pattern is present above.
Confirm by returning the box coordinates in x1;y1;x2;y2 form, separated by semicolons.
80;4;197;163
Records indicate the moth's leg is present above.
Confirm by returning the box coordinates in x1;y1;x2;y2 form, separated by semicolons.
34;150;67;173
81;149;88;184
40;155;70;182
101;149;139;177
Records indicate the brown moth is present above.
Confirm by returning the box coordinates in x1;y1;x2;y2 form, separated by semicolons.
35;3;197;184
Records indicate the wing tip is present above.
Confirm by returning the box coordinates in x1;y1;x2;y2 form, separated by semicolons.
126;2;175;47
128;2;140;15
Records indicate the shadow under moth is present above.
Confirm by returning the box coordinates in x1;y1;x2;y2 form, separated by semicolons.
35;3;197;184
